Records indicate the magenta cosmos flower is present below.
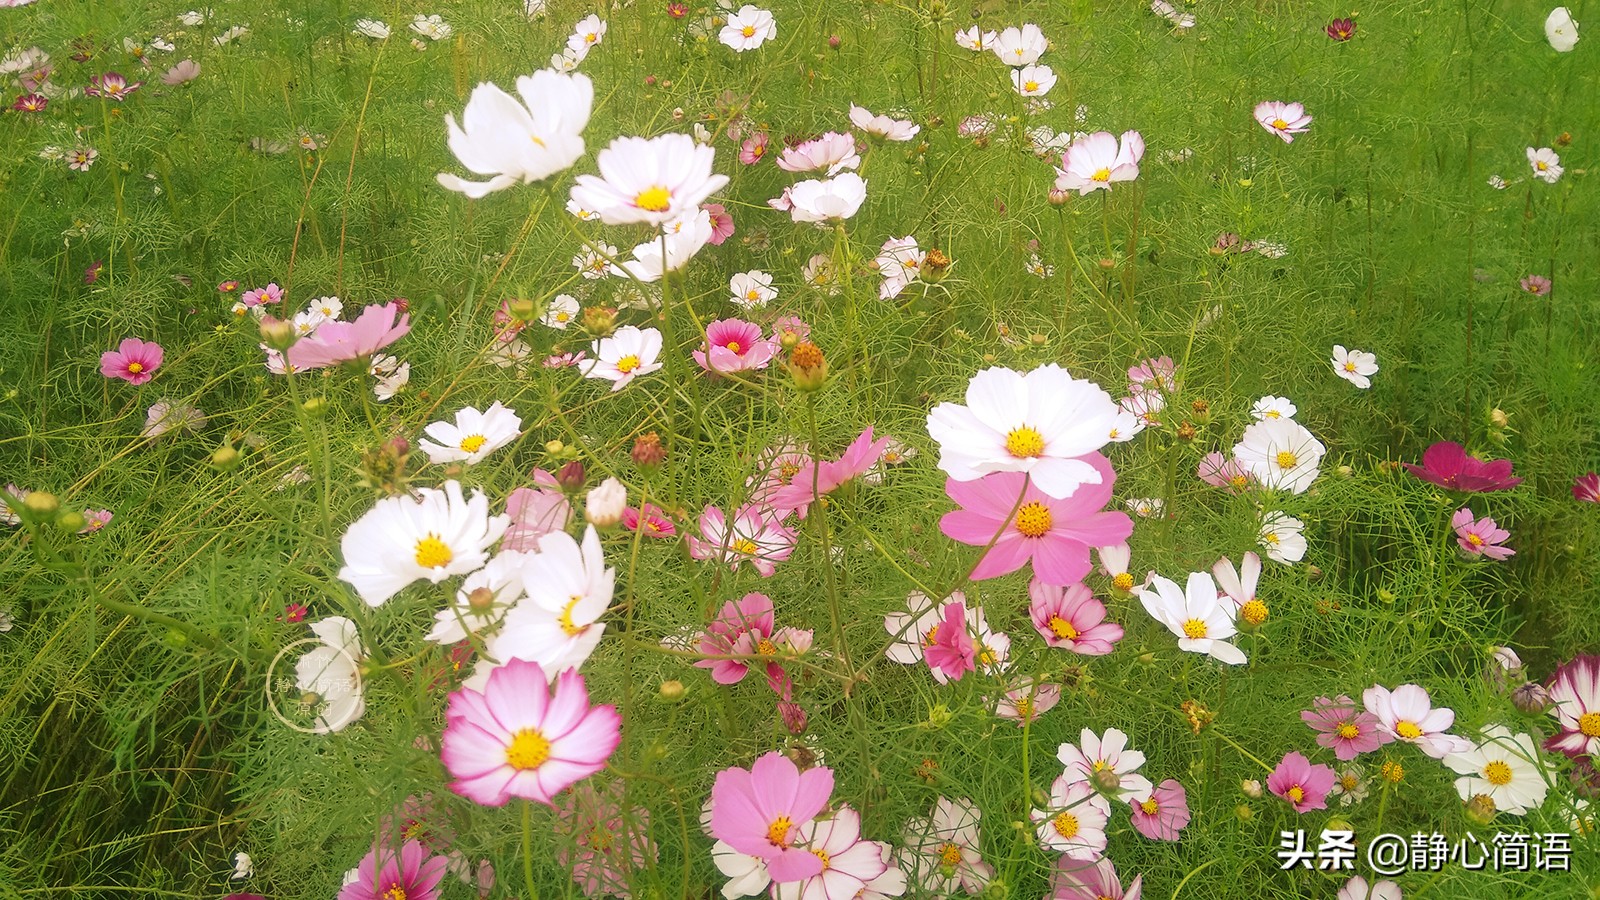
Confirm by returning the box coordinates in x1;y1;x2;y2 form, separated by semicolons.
1301;695;1388;760
1267;751;1335;813
1028;580;1123;655
1544;655;1600;757
693;318;777;373
925;601;977;682
242;282;283;307
1050;856;1142;900
1451;507;1514;559
940;455;1134;586
708;751;835;882
1129;779;1190;841
1326;18;1356;40
703;202;736;244
1254;101;1311;143
1575;473;1600;502
278;302;412;372
1520;274;1552;296
100;338;164;385
337;840;449;900
1403;441;1522;492
441;658;621;807
621;503;676;538
769;427;892;516
693;592;800;694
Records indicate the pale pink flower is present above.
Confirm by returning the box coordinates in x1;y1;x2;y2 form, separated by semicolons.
1543;654;1600;757
1520;274;1552;296
770;807;891;900
1254;101;1312;143
555;781;657;899
1049;856;1142;900
1197;451;1254;493
1301;695;1388;760
242;283;284;307
739;132;770;165
1337;876;1402;900
280;302;411;371
775;132;860;176
161;59;200;84
1129;779;1189;840
901;798;994;896
687;505;797;577
1028;580;1123;655
849;104;920;141
708;752;835;882
338;840;449;900
1054;131;1144;194
994;678;1061;725
1058;727;1153;802
1451;507;1514;559
1361;684;1472;758
769;427;891;515
1030;777;1109;859
703;202;736;244
501;469;573;552
882;591;951;666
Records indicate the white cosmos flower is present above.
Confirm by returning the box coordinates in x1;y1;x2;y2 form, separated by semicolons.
550;46;586;71
1233;418;1325;494
849;104;920;141
1363;683;1473;759
426;551;529;644
712;841;771;899
729;270;777;309
992;23;1047;66
570;134;730;226
1443;725;1553;815
1330;345;1379;388
876;235;925;300
1527;146;1563;183
575;242;621;278
1138;572;1248;665
1054;130;1144;194
231;852;253;879
802;254;840;295
437;70;593;198
1011;64;1056;97
418;401;523;465
1258;511;1306;564
1251;395;1297;420
580;325;664;391
1150;0;1195;28
542;294;579;329
720;5;777;51
353;18;390;38
621;209;715;281
294;616;366;733
566;198;601;221
472;525;615;683
787;172;868;223
337;481;511;606
1546;7;1579;51
410;14;452;40
1029;777;1110;859
1058;727;1154;802
1254;100;1312;143
371;356;410;401
954;26;997;51
926;364;1122;499
567;14;606;53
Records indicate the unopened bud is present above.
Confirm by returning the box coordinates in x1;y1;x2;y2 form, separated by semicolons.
211;446;241;469
1091;767;1122;793
544;439;566;455
827;33;841;48
585;477;627;527
788;341;828;392
1176;421;1198;442
23;491;59;517
658;679;685;701
1234;804;1254;821
1097;257;1117;270
1489;407;1509;429
631;432;666;468
925;703;953;729
556;460;587;491
55;509;87;533
1047;188;1071;206
1556;131;1572;147
466;587;496;612
259;316;296;350
1464;793;1497;825
581;305;617;337
1376;588;1396;604
301;396;327;418
1512;681;1550;713
1241;779;1263;798
1190;398;1210;422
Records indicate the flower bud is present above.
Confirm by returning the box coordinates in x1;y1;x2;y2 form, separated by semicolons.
925;703;953;729
544;439;566;455
1489;407;1510;429
1234;804;1253;821
1091;767;1122;794
585;477;627;527
1512;681;1550;713
778;700;807;734
658;679;685;701
259;316;296;350
580;305;617;337
923;248;952;283
55;509;86;533
556;460;586;491
1464;793;1497;825
23;491;59;517
1241;779;1263;798
1047;188;1071;206
466;587;496;613
631;432;666;469
301;396;327;418
788;341;828;392
828;33;841;48
211;445;241;469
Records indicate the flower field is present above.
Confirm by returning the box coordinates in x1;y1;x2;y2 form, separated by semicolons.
1;1;1597;898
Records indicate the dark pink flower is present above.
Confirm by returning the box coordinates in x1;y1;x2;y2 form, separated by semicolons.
708;751;834;882
1325;18;1356;40
86;71;142;101
1129;779;1189;840
555;781;657;899
739;132;770;165
1268;751;1335;813
100;337;163;384
84;260;103;284
692;318;776;373
769;427;891;516
1573;473;1599;503
1543;655;1600;758
337;840;449;900
621;503;676;538
1520;274;1552;296
282;603;309;624
1403;441;1522;492
1301;695;1388;760
1451;507;1514;559
12;93;48;112
925;601;977;682
703;202;735;245
694;592;776;686
218;280;240;293
939;457;1134;586
1028;580;1123;655
279;302;410;371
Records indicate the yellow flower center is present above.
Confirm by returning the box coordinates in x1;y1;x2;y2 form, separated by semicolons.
127;362;145;373
1091;168;1111;182
459;434;487;453
1537;161;1549;171
414;534;453;569
1482;760;1513;786
588;826;614;851
757;638;779;656
1051;811;1079;838
1181;618;1208;639
555;311;569;321
505;728;551;770
766;815;793;846
977;645;998;667
1381;760;1404;783
937;842;962;866
1240;599;1268;625
1139;797;1159;815
1013;697;1033;719
1578;712;1600;737
1112;573;1134;592
1015;502;1053;537
1262;531;1280;546
384;885;408;900
586;32;598;42
1395;720;1423;740
779;461;801;481
1047;616;1079;640
921;625;940;647
730;537;760;556
1287;785;1305;804
741;24;756;37
1004;426;1045;458
559;596;585;636
747;289;762;300
1272;118;1289;130
1343;361;1357;372
724;340;744;354
1335;723;1360;740
634;186;672;212
1275;450;1298;470
1023;80;1039;92
1264;410;1281;419
1230;474;1249;489
615;354;641;374
1467;533;1484;546
1340;774;1359;790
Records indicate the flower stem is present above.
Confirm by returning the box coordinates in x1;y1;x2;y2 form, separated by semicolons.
522;799;540;900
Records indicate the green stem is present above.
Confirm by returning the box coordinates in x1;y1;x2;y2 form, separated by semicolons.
522;800;540;900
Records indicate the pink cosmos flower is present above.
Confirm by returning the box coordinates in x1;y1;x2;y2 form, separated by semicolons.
686;505;797;577
501;469;573;552
1254;100;1311;143
771;807;892;900
545;351;588;368
775;132;860;175
79;509;113;533
1337;876;1402;900
1301;695;1389;760
768;427;892;515
242;283;283;307
703;202;735;245
1574;473;1600;502
708;751;835;882
924;601;977;682
1267;751;1335;813
747;442;814;508
939;456;1134;586
100;338;164;385
739;132;770;165
1049;856;1142;900
883;590;956;666
86;71;143;101
218;280;240;293
771;316;810;345
1451;507;1514;559
1127;356;1176;392
1197;451;1254;493
555;781;657;899
337;840;449;900
1028;580;1123;655
694;592;782;689
279;302;411;371
994;678;1061;725
1129;779;1190;841
621;503;676;538
1543;655;1600;757
162;59;200;85
1402;441;1522;492
1520;274;1552;296
12;93;47;112
440;659;621;807
1361;684;1471;758
693;318;777;373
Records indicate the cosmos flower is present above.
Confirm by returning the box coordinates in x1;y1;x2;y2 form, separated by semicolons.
1258;511;1307;563
1543;655;1600;757
425;552;527;645
687;505;797;577
924;600;977;682
1301;695;1389;760
770;807;895;900
1546;7;1579;52
1251;395;1297;420
441;659;621;806
1574;472;1600;502
1326;17;1356;40
141;400;205;440
1337;877;1401;900
1059;727;1154;802
786;173;868;223
581;326;663;391
1528;147;1563;183
720;6;777;51
1331;345;1379;388
901;798;994;896
418;402;523;465
739;132;770;165
1054;131;1144;195
555;781;657;899
1402;441;1522;492
768;427;891;515
567;14;607;53
570;134;730;226
883;591;953;666
849;105;920;141
1048;856;1143;900
1138;572;1247;665
276;303;411;372
1362;684;1472;758
994;678;1062;725
337;481;510;606
620;209;716;280
1233;418;1325;494
875;236;926;300
1268;751;1335;813
693;318;777;373
1442;725;1552;815
954;27;997;51
438;70;592;198
992;24;1047;66
1029;777;1109;859
708;752;834;882
85;71;142;101
1451;508;1514;559
1129;779;1190;841
1011;64;1056;97
1028;580;1123;655
100;338;163;385
337;841;449;900
1253;101;1312;143
296;616;367;733
775;132;861;176
1520;274;1552;296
